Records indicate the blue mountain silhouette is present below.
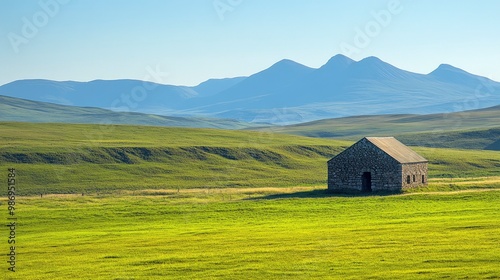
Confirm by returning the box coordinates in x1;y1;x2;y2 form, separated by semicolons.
1;55;499;124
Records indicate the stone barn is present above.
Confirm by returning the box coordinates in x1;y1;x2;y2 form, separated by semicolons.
328;137;428;192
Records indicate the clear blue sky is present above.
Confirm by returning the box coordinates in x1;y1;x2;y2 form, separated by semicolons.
1;0;499;86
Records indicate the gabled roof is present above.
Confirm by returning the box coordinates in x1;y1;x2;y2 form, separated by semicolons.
364;137;428;163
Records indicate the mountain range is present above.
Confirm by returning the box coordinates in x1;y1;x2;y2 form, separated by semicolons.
1;54;499;124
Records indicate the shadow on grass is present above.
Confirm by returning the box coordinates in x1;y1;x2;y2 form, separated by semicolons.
248;189;401;200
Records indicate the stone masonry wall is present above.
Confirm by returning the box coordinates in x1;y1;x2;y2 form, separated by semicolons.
401;162;428;189
327;138;428;192
328;139;402;192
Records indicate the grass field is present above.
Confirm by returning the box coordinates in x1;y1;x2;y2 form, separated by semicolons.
397;128;500;150
1;121;500;279
265;105;500;139
1;188;499;279
260;106;500;150
0;122;350;195
1;122;500;195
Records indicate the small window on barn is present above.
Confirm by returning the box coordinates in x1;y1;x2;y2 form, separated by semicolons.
413;175;416;182
422;175;425;183
406;175;411;184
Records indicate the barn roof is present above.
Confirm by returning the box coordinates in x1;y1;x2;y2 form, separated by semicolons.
365;137;428;163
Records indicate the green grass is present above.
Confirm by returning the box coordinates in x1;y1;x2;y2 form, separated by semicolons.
1;122;500;195
1;121;500;279
397;128;500;150
2;189;499;279
0;122;350;195
414;147;500;178
260;106;500;150
409;177;500;192
0;121;340;149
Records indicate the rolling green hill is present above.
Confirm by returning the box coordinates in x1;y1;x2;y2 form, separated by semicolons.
3;93;499;151
0;122;349;195
486;139;500;150
256;105;500;149
264;105;500;138
0;95;253;129
396;127;500;150
1;122;499;195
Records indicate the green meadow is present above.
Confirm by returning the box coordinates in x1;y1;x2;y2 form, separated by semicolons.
1;122;500;195
1;121;500;279
267;106;500;142
0;122;350;195
2;189;499;279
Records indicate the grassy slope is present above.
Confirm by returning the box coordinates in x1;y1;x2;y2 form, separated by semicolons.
397;127;500;150
0;122;350;195
262;105;500;149
0;95;253;129
1;122;500;195
4;190;499;279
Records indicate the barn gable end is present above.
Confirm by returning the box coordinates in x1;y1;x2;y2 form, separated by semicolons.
327;137;428;192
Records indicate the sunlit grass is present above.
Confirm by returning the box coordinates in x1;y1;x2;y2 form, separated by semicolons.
1;122;499;278
1;122;499;195
2;189;499;279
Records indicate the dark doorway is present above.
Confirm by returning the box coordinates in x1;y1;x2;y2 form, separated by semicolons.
362;172;372;192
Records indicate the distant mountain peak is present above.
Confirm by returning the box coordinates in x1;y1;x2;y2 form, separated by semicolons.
318;54;355;73
430;63;468;75
253;59;313;77
269;58;309;70
347;56;415;80
437;63;456;69
427;63;500;89
359;56;382;62
327;54;355;64
428;63;484;86
275;58;296;64
357;56;389;67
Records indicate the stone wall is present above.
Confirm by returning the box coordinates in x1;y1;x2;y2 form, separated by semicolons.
328;138;428;192
401;162;428;189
